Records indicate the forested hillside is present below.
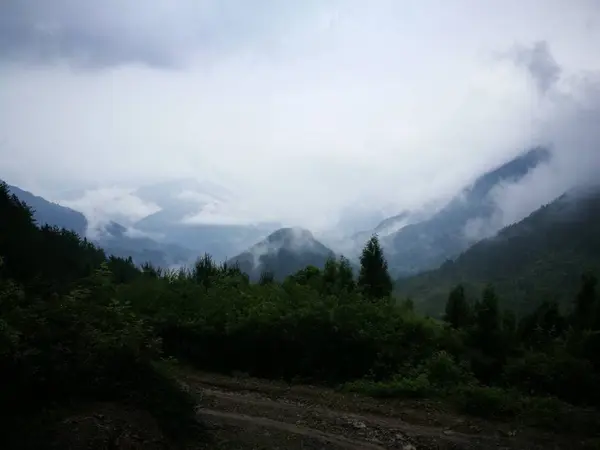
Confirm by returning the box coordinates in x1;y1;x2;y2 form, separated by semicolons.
7;184;88;236
384;148;550;276
228;227;336;281
2;181;600;448
396;187;600;316
5;182;195;269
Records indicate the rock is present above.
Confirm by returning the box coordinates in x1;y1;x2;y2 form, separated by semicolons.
349;419;367;429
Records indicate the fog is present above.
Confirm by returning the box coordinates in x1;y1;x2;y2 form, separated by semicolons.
1;0;599;233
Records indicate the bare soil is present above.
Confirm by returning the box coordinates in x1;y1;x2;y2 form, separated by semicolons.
179;370;599;450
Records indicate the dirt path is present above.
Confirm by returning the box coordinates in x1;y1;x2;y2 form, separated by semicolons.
178;371;595;449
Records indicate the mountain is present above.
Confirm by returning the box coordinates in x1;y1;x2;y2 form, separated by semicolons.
132;179;279;262
384;147;551;276
228;227;336;281
5;182;195;269
395;185;600;317
92;221;195;268
7;184;88;236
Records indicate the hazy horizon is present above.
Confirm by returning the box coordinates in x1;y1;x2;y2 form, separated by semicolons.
1;0;599;233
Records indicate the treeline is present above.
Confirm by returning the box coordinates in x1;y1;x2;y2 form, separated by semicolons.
1;181;600;447
0;183;200;449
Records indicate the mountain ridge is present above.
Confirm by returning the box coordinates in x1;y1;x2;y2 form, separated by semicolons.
382;147;551;276
395;184;600;316
4;182;195;268
228;227;336;281
7;184;89;236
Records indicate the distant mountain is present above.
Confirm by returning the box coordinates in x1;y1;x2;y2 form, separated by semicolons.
228;227;336;281
384;147;551;276
395;185;600;317
355;210;432;252
7;184;88;236
92;221;195;268
133;179;278;262
5;182;196;269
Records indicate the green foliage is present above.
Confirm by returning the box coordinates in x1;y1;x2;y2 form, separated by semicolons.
3;179;600;441
0;181;200;448
444;284;471;329
343;350;476;399
396;190;600;317
358;235;393;300
573;272;598;329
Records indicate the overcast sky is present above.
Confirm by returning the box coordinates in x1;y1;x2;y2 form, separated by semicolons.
1;0;599;231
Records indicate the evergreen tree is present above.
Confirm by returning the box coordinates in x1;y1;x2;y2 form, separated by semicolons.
476;284;500;333
259;270;275;285
322;257;338;294
337;256;356;293
502;309;517;333
444;284;471;329
573;272;597;330
358;235;393;300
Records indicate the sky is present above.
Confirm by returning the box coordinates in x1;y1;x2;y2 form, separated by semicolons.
1;0;599;232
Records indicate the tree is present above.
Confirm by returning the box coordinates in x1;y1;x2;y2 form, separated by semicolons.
444;284;471;329
358;235;393;300
322;257;338;294
573;272;597;330
475;285;500;334
259;270;275;285
337;256;356;293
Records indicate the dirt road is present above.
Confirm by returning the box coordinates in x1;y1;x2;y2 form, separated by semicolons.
178;371;594;450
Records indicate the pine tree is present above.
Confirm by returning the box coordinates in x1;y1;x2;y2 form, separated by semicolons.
573;272;597;330
322;257;338;294
259;270;275;285
357;235;393;300
476;284;500;333
444;284;471;329
337;256;355;293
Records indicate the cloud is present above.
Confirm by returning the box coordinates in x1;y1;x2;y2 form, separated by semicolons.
1;0;600;234
508;41;562;94
58;187;160;229
459;62;600;242
0;0;323;69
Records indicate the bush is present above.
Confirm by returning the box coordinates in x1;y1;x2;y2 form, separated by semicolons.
0;268;200;448
502;351;600;406
343;374;433;399
453;386;522;418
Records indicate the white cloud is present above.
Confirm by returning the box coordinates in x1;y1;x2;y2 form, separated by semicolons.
1;0;599;232
58;187;160;228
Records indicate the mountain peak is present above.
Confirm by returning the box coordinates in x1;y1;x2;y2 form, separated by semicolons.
229;227;335;281
266;227;315;245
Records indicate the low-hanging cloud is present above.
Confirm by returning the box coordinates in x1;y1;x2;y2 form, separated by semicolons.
460;41;600;242
1;0;599;233
508;41;562;95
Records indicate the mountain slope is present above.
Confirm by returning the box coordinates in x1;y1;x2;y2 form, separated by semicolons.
5;182;195;268
228;227;336;281
93;221;195;268
7;184;88;236
133;179;278;262
385;147;550;276
395;186;600;317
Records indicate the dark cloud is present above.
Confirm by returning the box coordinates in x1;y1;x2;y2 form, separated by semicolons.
510;41;562;94
0;0;321;69
0;1;176;68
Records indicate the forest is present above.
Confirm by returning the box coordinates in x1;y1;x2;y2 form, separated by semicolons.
1;180;599;448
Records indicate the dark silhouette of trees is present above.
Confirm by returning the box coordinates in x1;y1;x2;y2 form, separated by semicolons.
358;235;393;300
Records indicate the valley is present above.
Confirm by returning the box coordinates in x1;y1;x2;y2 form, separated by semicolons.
3;149;600;449
2;4;600;448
